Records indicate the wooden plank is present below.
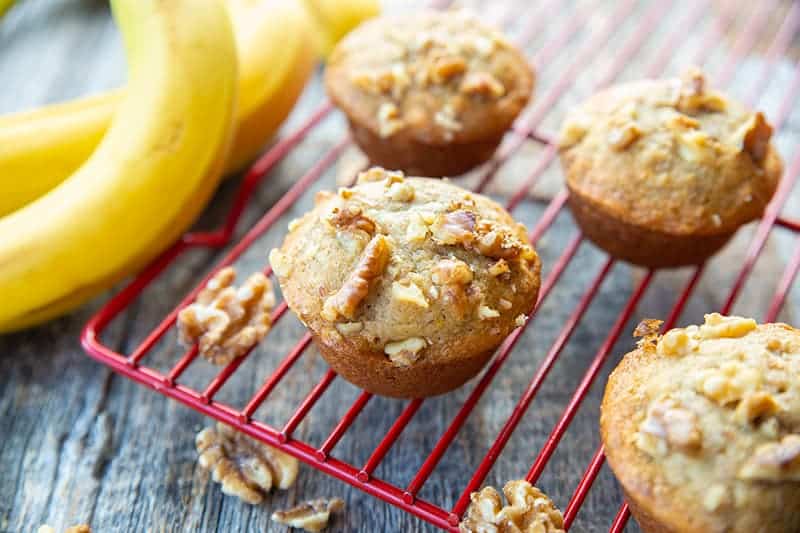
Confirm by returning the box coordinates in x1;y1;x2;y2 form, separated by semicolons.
0;1;798;532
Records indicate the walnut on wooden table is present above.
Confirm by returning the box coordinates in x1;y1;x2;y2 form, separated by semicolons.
177;266;275;365
271;498;345;533
460;480;565;533
195;423;299;505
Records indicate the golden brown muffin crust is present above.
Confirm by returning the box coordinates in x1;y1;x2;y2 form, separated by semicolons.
601;315;800;533
560;69;782;237
325;9;534;146
270;168;540;397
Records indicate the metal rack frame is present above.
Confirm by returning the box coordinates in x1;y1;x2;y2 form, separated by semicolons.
81;1;800;530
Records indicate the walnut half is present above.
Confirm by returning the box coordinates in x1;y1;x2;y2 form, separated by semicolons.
178;267;275;365
321;235;391;321
271;498;345;532
460;480;565;533
196;423;299;504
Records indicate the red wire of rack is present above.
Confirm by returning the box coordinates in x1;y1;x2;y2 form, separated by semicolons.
80;1;800;530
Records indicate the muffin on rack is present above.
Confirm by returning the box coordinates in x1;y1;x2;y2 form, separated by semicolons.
269;167;540;398
558;68;782;268
324;10;534;177
601;314;800;533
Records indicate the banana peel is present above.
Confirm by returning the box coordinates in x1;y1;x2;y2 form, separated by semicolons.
0;0;238;332
0;0;320;216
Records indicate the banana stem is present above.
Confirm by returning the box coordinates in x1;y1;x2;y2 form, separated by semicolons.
0;0;16;19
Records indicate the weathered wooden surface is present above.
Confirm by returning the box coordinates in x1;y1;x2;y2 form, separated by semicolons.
1;1;799;532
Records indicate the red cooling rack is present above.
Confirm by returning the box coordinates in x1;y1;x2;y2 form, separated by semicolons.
81;0;800;530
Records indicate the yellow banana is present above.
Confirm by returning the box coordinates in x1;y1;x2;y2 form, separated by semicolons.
0;0;238;332
302;0;380;57
0;0;318;216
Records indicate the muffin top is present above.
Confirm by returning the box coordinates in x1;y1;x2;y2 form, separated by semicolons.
601;314;800;532
559;69;782;236
324;10;534;145
269;167;540;367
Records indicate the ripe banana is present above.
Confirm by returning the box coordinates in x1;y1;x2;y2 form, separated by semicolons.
0;0;238;332
302;0;380;57
0;0;318;216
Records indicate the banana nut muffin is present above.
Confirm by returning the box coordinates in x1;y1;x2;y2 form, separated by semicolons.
559;68;782;268
601;314;800;533
269;167;540;398
325;10;534;177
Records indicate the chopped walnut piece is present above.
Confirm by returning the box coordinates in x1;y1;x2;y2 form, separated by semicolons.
558;114;592;149
322;235;391;321
459;480;565;533
430;54;467;83
377;102;403;138
434;104;463;134
699;313;757;339
271;498;345;533
406;212;429;243
196;423;299;504
489;259;511;277
676;130;713;162
432;258;474;285
515;314;527;327
697;360;762;406
636;399;702;456
478;305;500;320
357;167;405;184
657;329;690;357
392;280;429;308
335;322;363;335
461;72;505;98
430;210;476;245
384;337;427;366
328;205;376;234
738;434;800;481
386;180;415;202
675;68;727;113
607;122;642;151
734;391;781;425
177;267;275;365
736;111;773;163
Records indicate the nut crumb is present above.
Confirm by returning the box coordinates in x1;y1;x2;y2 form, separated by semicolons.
430;210;476;245
736;111;772;163
328;204;376;234
489;259;510;277
322;235;391;321
738;434;800;481
514;314;527;327
271;498;345;533
178;267;275;365
196;423;299;504
384;337;427;366
459;480;565;533
636;399;702;455
478;305;500;320
607;122;642;150
699;313;756;339
392;280;429;308
377;102;403;138
460;72;505;98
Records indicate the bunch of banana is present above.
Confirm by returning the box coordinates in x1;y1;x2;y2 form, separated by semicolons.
0;0;238;332
0;0;378;332
0;0;321;216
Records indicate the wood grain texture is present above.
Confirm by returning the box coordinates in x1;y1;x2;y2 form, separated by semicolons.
1;0;799;532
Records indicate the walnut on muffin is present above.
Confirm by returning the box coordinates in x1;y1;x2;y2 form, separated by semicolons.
269;167;540;398
558;68;782;268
